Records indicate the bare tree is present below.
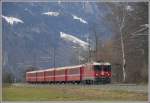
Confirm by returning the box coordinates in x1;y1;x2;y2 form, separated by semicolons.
97;2;148;83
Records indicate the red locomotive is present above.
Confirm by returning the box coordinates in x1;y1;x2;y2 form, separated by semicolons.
26;62;112;84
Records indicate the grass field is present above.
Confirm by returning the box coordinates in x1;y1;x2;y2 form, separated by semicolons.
2;84;148;101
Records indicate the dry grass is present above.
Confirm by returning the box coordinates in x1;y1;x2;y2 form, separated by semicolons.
2;85;148;101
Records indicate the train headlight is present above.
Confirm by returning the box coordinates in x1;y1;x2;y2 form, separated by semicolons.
95;73;98;76
101;71;104;75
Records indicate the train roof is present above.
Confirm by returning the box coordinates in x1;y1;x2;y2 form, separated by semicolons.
27;64;83;73
26;62;111;74
92;62;111;65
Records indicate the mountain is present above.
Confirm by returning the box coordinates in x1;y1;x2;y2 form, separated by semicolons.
2;2;111;81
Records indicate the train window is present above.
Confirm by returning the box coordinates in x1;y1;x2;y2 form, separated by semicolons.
94;65;111;71
94;65;102;71
103;65;111;71
108;65;111;71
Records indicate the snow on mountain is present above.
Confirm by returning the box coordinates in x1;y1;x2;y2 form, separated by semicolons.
140;24;148;28
79;56;85;61
126;5;134;11
60;32;89;49
42;11;60;16
2;15;24;25
72;15;88;24
58;0;61;5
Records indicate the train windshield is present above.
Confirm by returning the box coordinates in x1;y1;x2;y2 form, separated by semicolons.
103;65;111;71
94;65;102;71
94;65;111;71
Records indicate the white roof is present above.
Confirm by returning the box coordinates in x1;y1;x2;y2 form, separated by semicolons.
92;62;111;65
27;69;45;73
27;64;83;74
56;65;83;70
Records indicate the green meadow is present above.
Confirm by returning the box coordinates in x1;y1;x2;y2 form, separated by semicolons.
2;84;148;101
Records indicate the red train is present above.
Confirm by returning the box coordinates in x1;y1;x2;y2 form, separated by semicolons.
26;62;112;84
